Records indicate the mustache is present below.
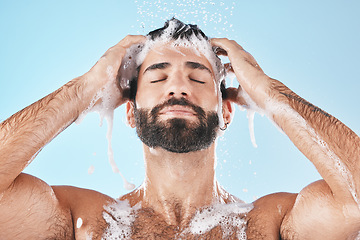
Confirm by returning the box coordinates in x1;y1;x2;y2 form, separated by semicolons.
150;97;206;120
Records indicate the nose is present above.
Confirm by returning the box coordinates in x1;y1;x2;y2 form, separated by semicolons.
169;91;187;97
166;72;190;98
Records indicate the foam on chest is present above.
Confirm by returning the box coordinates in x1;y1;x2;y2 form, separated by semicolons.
101;200;253;239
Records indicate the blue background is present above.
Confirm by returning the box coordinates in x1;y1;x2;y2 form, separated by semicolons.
1;0;359;203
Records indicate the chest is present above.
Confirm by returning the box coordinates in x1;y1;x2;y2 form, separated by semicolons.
134;211;248;239
101;202;252;239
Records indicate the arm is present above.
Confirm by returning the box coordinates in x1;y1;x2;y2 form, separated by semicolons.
0;35;145;192
0;35;145;238
212;38;360;239
212;38;360;205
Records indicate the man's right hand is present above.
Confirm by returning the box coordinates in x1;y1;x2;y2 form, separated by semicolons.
84;35;146;109
0;35;146;239
0;35;145;190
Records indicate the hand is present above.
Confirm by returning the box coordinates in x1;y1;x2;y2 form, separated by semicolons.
225;86;248;107
86;35;146;108
211;38;270;108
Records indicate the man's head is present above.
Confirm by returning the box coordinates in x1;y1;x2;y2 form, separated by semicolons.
121;18;226;101
123;18;232;153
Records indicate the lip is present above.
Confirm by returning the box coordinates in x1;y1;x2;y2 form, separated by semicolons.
159;106;196;117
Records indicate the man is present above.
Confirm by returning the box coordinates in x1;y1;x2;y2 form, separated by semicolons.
0;18;359;239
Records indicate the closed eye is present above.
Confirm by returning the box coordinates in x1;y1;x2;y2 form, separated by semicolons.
190;79;205;84
150;79;166;83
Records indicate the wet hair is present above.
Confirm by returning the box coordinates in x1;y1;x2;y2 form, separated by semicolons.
128;18;226;101
148;18;208;41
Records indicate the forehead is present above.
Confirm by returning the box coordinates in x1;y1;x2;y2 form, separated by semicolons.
139;43;214;74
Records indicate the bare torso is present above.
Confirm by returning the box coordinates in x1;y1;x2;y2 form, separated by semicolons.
1;32;359;240
1;174;360;240
50;184;296;240
55;181;360;240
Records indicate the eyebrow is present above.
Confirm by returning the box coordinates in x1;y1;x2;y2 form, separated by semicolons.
143;61;212;75
185;61;212;74
144;62;171;74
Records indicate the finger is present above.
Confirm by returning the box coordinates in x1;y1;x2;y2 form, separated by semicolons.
236;94;248;106
101;35;146;61
117;35;146;48
225;87;248;106
210;38;230;53
211;38;244;53
212;46;227;56
224;63;234;73
225;87;238;102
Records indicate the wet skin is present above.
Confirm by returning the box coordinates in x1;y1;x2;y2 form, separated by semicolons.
1;35;360;239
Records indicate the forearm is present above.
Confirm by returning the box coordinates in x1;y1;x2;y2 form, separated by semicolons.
0;75;102;191
265;79;360;203
211;37;360;203
0;35;144;193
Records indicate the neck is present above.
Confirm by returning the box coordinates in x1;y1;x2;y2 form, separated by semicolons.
135;143;227;225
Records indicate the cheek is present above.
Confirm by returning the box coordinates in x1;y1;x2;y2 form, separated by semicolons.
202;83;220;111
134;80;150;108
195;92;219;113
135;85;162;109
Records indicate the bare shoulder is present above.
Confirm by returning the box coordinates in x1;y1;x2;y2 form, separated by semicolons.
281;179;360;240
246;191;297;239
0;173;116;240
52;185;116;239
0;173;74;239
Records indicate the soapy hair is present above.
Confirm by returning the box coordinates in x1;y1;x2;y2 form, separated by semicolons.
147;18;208;41
125;18;226;101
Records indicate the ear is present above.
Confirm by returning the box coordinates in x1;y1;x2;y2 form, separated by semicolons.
125;101;136;128
222;99;233;125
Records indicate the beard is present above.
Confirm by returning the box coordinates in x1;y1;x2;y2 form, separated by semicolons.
134;97;219;153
